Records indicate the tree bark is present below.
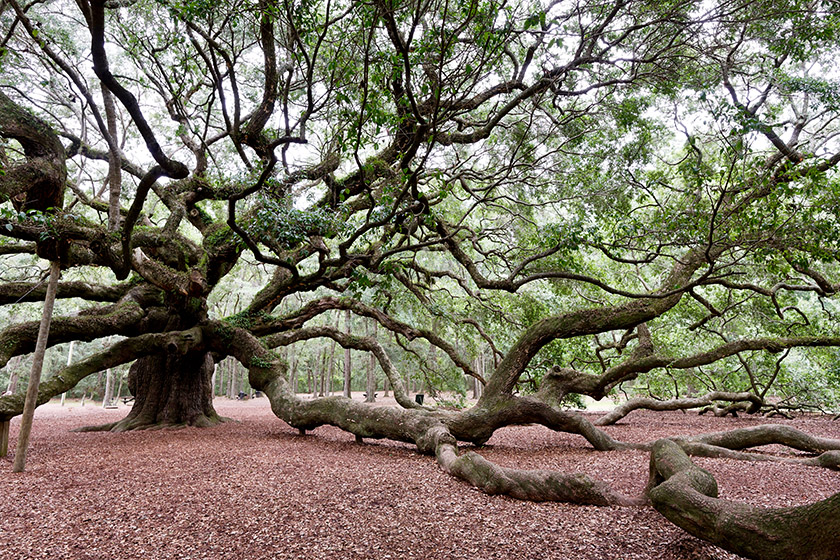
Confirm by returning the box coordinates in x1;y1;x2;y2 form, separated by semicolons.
648;438;840;560
0;420;9;457
288;344;297;394
319;347;327;397
13;260;60;472
100;82;122;231
102;367;113;407
82;349;222;431
595;392;763;425
60;340;75;406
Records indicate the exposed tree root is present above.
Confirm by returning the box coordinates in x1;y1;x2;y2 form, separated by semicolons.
648;438;840;560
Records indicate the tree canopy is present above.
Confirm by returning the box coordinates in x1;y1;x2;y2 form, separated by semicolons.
2;0;840;557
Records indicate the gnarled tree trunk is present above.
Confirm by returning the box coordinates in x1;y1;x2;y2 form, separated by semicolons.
81;349;222;431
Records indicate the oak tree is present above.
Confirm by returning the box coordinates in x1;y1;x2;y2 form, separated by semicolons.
2;0;840;556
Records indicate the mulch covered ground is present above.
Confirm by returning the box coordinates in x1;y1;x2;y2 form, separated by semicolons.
2;398;838;560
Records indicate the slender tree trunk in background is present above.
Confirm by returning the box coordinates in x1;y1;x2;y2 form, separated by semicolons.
103;368;113;407
222;359;228;398
424;338;438;397
60;340;75;406
308;365;315;397
235;361;241;397
5;355;22;394
223;363;229;396
288;344;297;394
319;348;327;397
472;357;479;399
210;363;216;398
13;260;60;472
328;362;334;395
473;352;484;399
227;359;233;398
0;420;9;457
230;359;242;399
217;360;225;396
227;358;235;398
328;315;338;396
0;355;15;454
366;320;377;402
382;326;391;396
343;310;352;398
115;372;124;404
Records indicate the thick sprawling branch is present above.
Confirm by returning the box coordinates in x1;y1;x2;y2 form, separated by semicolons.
0;328;203;421
0;280;132;304
436;440;640;505
595;392;763;425
0;285;163;368
684;424;840;454
0;90;66;212
648;438;840;560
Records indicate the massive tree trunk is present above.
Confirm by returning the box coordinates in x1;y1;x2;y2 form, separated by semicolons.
81;349;222;431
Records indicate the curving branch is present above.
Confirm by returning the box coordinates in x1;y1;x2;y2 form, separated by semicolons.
0;280;133;304
87;0;188;179
261;324;421;410
436;438;640;506
595;392;764;426
0;90;66;212
0;285;163;368
648;438;840;560
0;242;36;255
0;328;203;421
254;296;482;381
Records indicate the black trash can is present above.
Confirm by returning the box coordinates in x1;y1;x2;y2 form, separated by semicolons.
415;393;424;405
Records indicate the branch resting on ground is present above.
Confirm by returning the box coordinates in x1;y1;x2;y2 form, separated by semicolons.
595;392;763;425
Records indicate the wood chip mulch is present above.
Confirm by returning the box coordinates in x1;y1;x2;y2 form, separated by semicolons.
2;399;838;560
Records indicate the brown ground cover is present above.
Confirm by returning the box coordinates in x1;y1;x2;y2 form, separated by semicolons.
2;398;838;560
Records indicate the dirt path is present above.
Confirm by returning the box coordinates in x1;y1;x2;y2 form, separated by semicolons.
1;398;838;560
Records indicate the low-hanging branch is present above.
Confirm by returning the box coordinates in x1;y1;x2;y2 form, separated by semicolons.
261;324;421;410
0;327;204;421
648;438;840;560
594;392;764;426
0;280;133;304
